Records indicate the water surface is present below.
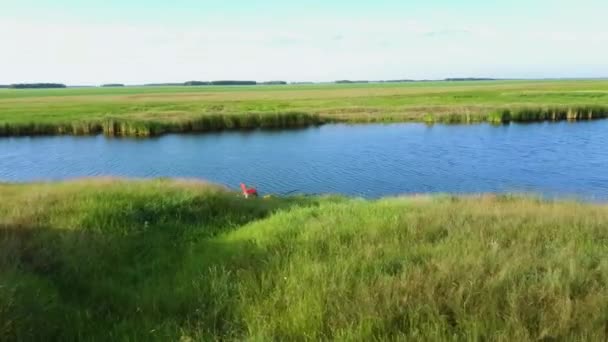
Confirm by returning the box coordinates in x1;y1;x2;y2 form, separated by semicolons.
1;121;607;199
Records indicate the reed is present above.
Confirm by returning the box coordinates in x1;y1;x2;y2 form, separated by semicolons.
2;106;607;137
423;106;608;125
0;112;325;137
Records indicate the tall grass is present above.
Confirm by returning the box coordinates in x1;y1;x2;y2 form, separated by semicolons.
2;80;608;137
0;112;325;137
424;105;608;124
2;179;608;340
1;106;607;137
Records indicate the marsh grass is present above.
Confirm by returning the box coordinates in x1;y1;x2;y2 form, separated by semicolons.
0;112;324;137
1;106;606;137
2;179;608;340
1;80;608;136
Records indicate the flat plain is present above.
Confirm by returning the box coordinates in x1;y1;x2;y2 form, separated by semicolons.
1;80;608;136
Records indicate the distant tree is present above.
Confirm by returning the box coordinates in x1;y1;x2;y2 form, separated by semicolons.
260;81;287;85
335;80;369;84
184;81;211;86
101;84;125;87
0;85;9;88
445;78;495;82
210;80;257;86
9;83;66;89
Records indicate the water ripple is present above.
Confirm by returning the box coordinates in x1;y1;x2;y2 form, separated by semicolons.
1;121;608;199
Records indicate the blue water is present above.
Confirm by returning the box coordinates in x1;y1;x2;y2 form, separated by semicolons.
1;121;608;199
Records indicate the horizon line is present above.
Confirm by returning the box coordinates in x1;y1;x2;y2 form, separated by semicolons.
3;77;608;88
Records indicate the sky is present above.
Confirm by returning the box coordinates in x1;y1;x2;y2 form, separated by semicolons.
1;0;607;85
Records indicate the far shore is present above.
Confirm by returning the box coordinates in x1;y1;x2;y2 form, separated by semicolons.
1;80;608;137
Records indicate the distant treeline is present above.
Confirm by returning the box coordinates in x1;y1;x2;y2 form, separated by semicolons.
139;78;502;88
148;80;261;87
184;81;211;86
379;79;416;83
0;85;9;88
336;80;421;84
174;80;287;86
445;78;496;81
209;80;257;86
0;79;500;89
335;78;497;84
213;80;257;86
260;81;288;85
8;83;67;89
143;79;500;87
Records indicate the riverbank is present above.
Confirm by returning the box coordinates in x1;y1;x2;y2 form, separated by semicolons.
2;80;608;136
2;178;608;340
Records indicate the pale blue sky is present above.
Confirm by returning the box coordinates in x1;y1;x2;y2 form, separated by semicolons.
2;0;607;84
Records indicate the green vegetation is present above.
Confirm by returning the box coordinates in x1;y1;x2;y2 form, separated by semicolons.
2;178;608;340
1;80;608;136
335;80;370;84
261;81;288;85
0;112;322;137
8;83;67;89
184;81;212;86
210;80;257;86
445;78;496;81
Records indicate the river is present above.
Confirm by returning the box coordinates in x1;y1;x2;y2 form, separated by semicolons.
1;121;607;199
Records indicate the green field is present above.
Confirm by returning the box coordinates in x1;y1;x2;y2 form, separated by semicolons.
2;178;608;340
1;80;608;136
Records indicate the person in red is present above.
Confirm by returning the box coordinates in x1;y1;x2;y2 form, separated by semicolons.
240;183;258;198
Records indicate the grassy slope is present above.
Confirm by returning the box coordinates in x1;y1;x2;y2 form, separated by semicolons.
2;179;608;340
1;80;608;136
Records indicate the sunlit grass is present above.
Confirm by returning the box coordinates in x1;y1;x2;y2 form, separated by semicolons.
2;179;608;340
1;80;608;136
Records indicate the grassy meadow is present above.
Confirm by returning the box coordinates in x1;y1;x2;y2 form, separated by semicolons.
2;178;608;340
1;80;608;136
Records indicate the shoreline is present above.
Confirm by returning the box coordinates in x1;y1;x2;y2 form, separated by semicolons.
1;106;608;137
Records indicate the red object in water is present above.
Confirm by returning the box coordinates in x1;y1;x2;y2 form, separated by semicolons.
240;183;258;198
